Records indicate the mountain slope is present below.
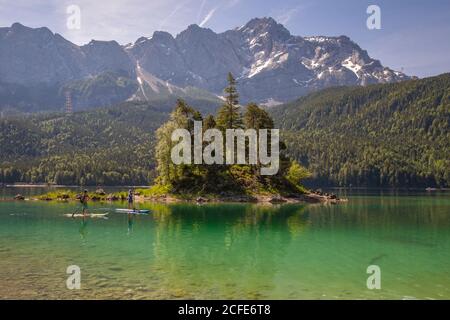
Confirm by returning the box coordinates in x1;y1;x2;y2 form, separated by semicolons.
1;74;448;187
128;17;411;104
0;101;166;185
0;23;137;111
270;74;450;187
0;94;222;185
0;18;410;112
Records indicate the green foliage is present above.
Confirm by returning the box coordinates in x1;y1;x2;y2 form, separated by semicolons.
216;73;243;130
286;161;312;185
0;101;167;185
244;103;274;129
137;184;172;196
0;72;139;113
203;114;216;130
62;71;138;109
271;74;450;187
154;93;304;196
4;71;447;190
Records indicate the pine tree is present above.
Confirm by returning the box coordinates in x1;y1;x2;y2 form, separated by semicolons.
244;103;274;129
171;99;196;130
203;114;216;130
216;72;243;130
155;99;203;185
286;161;311;186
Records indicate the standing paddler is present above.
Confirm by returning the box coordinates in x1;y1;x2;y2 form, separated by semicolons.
127;189;135;211
73;189;90;217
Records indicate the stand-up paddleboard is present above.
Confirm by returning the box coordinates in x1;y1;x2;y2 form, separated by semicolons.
65;213;109;218
115;209;150;214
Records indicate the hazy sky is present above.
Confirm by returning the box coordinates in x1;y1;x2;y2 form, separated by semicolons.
0;0;449;77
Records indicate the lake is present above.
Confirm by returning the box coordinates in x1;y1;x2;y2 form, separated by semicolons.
0;187;449;299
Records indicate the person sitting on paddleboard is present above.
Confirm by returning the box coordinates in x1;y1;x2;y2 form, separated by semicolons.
127;189;134;211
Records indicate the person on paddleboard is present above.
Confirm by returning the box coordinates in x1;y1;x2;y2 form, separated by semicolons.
73;189;90;217
127;189;135;211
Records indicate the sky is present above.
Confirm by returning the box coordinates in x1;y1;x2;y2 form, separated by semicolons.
0;0;449;77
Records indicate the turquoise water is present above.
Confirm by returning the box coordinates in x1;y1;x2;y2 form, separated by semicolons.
0;187;449;299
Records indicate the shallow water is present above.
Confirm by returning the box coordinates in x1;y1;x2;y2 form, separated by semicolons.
0;187;449;299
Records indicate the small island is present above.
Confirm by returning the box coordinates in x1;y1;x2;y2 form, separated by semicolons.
27;74;343;205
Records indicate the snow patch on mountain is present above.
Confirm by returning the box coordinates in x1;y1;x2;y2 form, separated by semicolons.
342;58;362;78
0;18;412;108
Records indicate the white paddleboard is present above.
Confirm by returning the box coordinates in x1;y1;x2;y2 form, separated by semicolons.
65;213;109;218
115;209;150;214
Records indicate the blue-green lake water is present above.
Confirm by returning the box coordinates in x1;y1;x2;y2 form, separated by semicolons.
0;187;449;299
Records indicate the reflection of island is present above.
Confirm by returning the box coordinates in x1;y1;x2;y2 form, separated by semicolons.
148;203;310;298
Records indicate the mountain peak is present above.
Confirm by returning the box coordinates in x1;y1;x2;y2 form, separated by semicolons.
187;23;202;30
0;19;411;109
8;22;53;38
176;24;217;43
239;17;290;40
152;30;174;41
10;22;28;31
177;24;214;37
86;39;120;46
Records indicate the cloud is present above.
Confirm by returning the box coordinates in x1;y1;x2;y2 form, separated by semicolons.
276;6;300;25
275;3;312;25
199;7;218;27
197;0;243;27
0;0;246;44
159;0;191;30
197;0;207;22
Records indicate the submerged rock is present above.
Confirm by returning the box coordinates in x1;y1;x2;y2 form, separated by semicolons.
14;194;25;200
95;188;106;195
106;194;119;201
196;197;208;203
269;196;287;203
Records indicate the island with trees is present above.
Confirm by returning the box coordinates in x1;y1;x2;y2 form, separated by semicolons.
26;73;341;204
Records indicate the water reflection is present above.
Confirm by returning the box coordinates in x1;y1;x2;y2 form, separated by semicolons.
143;203;310;298
0;193;448;299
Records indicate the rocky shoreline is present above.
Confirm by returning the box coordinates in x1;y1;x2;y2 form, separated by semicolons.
144;191;345;204
13;189;346;205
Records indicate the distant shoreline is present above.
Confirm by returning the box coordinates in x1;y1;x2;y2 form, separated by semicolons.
1;184;151;188
1;184;448;192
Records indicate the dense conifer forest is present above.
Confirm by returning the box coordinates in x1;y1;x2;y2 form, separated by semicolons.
1;74;448;188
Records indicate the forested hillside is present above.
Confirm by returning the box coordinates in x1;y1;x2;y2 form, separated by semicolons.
271;74;450;187
0;100;170;185
1;74;448;187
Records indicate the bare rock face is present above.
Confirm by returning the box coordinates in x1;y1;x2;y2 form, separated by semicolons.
0;23;136;111
80;40;135;78
0;23;86;84
0;18;411;111
0;23;134;84
127;17;410;104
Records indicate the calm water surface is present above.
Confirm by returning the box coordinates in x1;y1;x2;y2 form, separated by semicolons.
0;187;449;299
